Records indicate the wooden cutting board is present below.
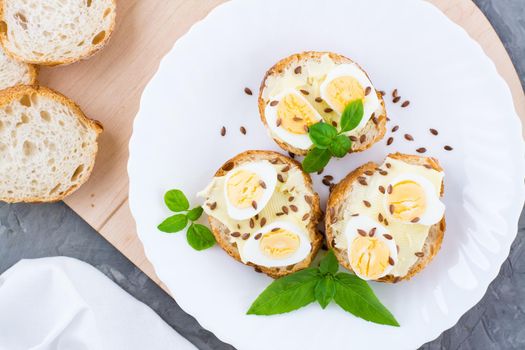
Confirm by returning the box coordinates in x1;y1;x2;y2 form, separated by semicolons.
38;0;524;293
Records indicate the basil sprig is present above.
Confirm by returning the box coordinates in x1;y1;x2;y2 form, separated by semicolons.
247;250;399;327
158;189;216;251
302;100;364;173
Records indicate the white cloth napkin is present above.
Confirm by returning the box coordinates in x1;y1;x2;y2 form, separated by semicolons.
0;257;195;350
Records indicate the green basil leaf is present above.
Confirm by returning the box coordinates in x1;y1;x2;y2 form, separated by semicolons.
315;276;336;309
328;135;351;158
333;273;400;326
164;189;190;212
340;100;364;133
157;214;188;233
308;122;338;149
302;147;332;173
247;268;321;315
319;250;339;275
186;223;216;251
187;206;204;221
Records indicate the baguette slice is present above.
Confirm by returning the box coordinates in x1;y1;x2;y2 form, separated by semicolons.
0;0;116;66
0;85;103;202
206;150;323;278
258;51;387;156
0;47;36;89
325;153;446;283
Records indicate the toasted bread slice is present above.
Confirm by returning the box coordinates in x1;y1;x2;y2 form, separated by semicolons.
0;85;103;202
325;153;446;282
204;150;323;278
258;51;386;156
0;47;36;89
0;0;116;66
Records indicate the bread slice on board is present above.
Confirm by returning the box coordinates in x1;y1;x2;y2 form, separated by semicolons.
0;0;116;66
0;85;103;202
0;47;36;89
206;150;323;278
258;51;387;156
325;153;446;283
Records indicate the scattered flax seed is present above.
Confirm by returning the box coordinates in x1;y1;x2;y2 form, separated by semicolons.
444;145;453;151
387;184;393;194
389;204;394;214
386;117;391;121
359;135;366;143
304;195;313;204
378;213;384;222
208;202;217;210
386;163;392;168
288;196;294;202
392;89;398;97
392;125;399;133
379;170;388;176
357;229;367;237
254;233;262;240
259;180;267;189
322;179;331;186
404;134;414;141
294;66;302;74
384;218;389;226
430;128;438;136
378;186;386;194
276;212;284;216
401;100;410;108
372;116;378;125
300;89;309;95
271;227;280;232
351;213;360;217
363;200;371;208
281;165;290;172
303;125;309;132
393;277;400;283
222;162;234;171
393;96;401;103
383;234;393;240
317;168;324;175
424;164;433;169
251;201;258;209
331;121;338;127
290;205;298;212
324;108;333;113
358;177;368;186
231;232;241;237
249;219;255;228
270;100;279;106
396;244;399;253
349;135;358;142
315;97;323;103
369;227;376;237
270;158;279;164
254;214;259;220
388;257;395;265
379;90;386;97
302;213;310;221
415;252;424;257
329;184;335;192
240;126;247;135
237;224;241;229
364;170;374;176
324;175;334;181
293;116;303;122
288;152;296;159
220;126;226;136
277;174;284;183
416;147;427;153
260;218;267;227
244;87;253;95
365;86;372;96
282;206;289;214
411;217;420;223
242;233;250;240
387;137;394;146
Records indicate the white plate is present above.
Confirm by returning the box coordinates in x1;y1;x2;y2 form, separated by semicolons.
128;0;525;349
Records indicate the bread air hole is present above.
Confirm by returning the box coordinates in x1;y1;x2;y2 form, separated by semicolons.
14;13;28;30
103;8;112;18
92;31;106;45
20;94;31;107
0;120;3;132
40;110;51;122
49;184;61;194
30;93;38;106
5;106;13;115
0;21;7;36
71;165;84;181
22;140;36;157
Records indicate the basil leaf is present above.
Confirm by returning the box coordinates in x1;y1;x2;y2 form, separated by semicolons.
315;276;336;309
328;135;351;158
247;268;321;315
319;250;339;275
308;122;337;149
157;214;188;233
302;147;332;173
187;223;216;251
187;206;204;221
164;189;190;212
340;100;364;133
333;273;400;326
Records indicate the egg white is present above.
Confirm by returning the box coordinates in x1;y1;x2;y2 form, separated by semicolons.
319;64;380;134
239;221;312;268
384;173;445;226
264;89;322;151
344;215;398;280
223;161;277;220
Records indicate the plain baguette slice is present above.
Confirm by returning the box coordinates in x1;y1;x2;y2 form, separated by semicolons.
325;153;446;283
0;47;36;89
0;0;116;66
258;51;387;156
0;85;103;202
208;150;323;278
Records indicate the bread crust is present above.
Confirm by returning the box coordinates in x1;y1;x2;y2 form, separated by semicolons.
0;0;116;66
258;51;387;156
0;85;103;203
325;152;445;283
208;150;323;278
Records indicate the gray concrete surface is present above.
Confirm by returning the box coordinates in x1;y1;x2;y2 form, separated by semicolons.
0;1;523;349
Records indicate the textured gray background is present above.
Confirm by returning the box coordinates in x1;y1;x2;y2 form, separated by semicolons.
0;1;524;349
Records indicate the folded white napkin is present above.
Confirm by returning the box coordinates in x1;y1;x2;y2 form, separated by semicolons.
0;257;195;350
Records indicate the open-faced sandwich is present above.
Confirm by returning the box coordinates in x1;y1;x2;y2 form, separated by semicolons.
325;153;446;282
258;51;386;156
199;150;323;277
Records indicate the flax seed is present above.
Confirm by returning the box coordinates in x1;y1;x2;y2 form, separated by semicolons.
244;87;252;95
220;126;226;136
240;126;247;135
300;89;309;95
365;86;371;96
294;66;302;74
260;218;267;227
401;100;410;108
379;186;385;194
416;147;426;153
430;128;438;136
383;234;392;240
363;200;371;208
404;134;414;141
392;125;399;132
387;137;393;146
393;96;401;103
270;100;279;106
254;233;262;240
302;213;310;221
359;134;366;143
358;229;367;237
242;233;250;240
324;108;333;113
231;232;241;237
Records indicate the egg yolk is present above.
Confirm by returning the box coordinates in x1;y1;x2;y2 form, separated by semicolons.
387;180;426;221
277;93;318;134
226;170;264;209
260;229;300;259
350;236;391;279
325;76;365;112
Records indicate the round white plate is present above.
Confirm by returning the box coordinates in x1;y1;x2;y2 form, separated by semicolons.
128;0;525;349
